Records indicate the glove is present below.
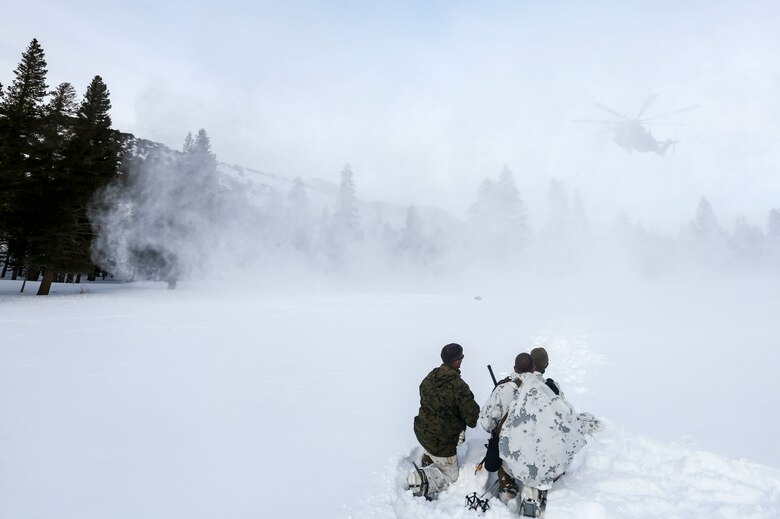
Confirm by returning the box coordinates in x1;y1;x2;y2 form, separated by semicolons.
457;430;466;446
577;412;604;435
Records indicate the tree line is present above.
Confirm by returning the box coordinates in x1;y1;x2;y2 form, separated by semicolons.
0;39;121;294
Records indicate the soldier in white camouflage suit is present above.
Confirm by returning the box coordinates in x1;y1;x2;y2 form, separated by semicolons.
497;348;602;516
480;348;600;517
479;352;534;503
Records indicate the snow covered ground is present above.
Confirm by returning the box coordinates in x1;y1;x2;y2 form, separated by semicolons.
1;278;779;518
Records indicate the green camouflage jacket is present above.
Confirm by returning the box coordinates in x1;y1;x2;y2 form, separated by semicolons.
413;364;480;457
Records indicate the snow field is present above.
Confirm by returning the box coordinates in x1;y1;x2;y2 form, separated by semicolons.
1;280;779;518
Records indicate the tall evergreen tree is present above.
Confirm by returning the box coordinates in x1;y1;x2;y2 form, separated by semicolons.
399;205;427;262
469;166;528;237
334;164;359;237
22;82;80;288
2;39;48;125
44;82;77;141
468;178;497;226
0;39;50;281
496;165;527;231
693;196;723;240
193;128;213;157
467;166;529;259
40;82;78;184
684;196;728;269
181;128;219;210
182;132;194;154
32;75;121;294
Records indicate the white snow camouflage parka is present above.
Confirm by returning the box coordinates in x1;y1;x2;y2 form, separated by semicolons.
479;374;520;434
498;372;588;489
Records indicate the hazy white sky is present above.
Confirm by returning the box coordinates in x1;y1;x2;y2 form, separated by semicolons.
3;0;780;229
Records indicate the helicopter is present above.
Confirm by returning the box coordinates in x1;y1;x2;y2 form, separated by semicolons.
574;95;698;156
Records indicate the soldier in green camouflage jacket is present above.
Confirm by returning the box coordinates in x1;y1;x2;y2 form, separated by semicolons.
407;343;480;499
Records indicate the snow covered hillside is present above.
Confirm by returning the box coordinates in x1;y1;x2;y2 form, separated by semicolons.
1;279;779;518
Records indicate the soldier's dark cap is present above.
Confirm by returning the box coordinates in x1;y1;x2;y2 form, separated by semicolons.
514;352;533;373
441;343;464;364
531;347;549;373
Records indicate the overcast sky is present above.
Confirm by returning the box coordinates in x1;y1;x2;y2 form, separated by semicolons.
3;0;780;229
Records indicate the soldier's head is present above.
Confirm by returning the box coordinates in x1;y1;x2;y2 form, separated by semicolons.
441;343;465;369
530;347;549;374
514;352;533;374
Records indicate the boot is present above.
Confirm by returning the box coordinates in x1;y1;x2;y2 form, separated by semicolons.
406;463;430;499
519;485;542;517
497;466;518;503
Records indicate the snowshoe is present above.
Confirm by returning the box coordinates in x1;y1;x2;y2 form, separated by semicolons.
407;462;430;500
518;486;547;517
464;476;499;512
465;492;491;512
520;498;540;518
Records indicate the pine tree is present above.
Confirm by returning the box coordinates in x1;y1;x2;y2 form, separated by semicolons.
468;166;530;258
182;128;219;207
0;39;50;282
470;166;528;236
193;128;213;157
45;82;77;134
182;128;218;204
32;75;121;295
41;83;78;182
2;39;48;126
182;132;194;153
684;196;728;270
693;196;723;240
468;178;497;226
399;205;425;261
496;165;527;231
21;82;80;289
335;164;359;237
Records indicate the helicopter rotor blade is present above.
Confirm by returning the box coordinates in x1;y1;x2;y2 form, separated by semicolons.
593;102;630;120
643;122;687;126
641;105;699;122
572;119;620;124
636;94;658;119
